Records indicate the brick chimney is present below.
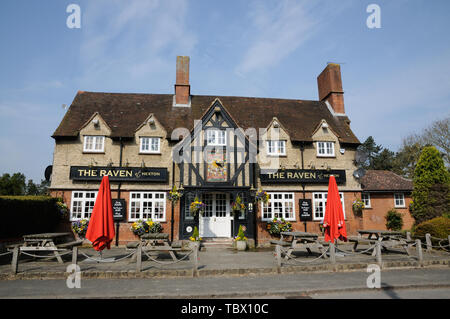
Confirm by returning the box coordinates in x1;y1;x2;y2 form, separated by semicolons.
317;63;345;114
174;56;190;106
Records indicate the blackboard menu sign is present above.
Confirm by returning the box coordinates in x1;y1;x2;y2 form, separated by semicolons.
112;199;126;221
299;199;312;221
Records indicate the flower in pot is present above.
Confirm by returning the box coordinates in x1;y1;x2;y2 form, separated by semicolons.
168;185;181;203
190;197;206;216
130;219;162;237
266;218;292;237
231;195;246;216
255;189;269;204
235;225;247;251
72;219;89;239
189;226;202;242
352;198;365;215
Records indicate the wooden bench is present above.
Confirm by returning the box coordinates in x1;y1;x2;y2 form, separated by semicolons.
270;240;292;247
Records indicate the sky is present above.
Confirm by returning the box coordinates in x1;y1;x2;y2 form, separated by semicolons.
1;0;449;183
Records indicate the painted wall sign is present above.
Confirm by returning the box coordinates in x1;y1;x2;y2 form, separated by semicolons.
260;169;346;184
69;166;168;182
299;199;313;221
206;148;227;182
112;199;126;221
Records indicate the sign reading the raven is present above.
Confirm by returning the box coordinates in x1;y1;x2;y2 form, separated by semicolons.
299;199;313;221
70;166;168;182
112;199;126;221
260;169;346;184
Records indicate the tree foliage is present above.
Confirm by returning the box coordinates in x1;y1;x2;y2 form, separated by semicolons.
0;173;49;196
410;146;450;224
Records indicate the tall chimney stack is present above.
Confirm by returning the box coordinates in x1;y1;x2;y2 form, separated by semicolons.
317;63;345;114
174;56;190;106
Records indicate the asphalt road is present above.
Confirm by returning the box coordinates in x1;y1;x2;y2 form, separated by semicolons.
0;267;449;299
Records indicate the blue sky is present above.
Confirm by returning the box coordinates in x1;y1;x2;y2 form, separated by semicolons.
1;0;449;183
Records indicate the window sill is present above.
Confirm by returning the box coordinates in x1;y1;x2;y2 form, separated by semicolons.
83;151;105;154
316;155;336;158
139;152;162;155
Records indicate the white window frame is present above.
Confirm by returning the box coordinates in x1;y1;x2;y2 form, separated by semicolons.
129;192;166;222
206;129;226;146
70;191;98;221
140;137;161;154
313;192;345;221
83;135;105;153
362;193;371;208
266;140;286;156
261;192;295;221
316;141;335;157
394;193;405;208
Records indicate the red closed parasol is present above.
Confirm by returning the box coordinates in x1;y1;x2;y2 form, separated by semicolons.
323;175;347;243
85;176;115;251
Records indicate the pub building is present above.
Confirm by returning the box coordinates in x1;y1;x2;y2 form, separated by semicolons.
50;56;374;247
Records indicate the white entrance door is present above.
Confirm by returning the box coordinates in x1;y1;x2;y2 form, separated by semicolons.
199;193;231;238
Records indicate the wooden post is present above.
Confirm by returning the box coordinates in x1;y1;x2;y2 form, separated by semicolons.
416;239;423;265
72;247;78;265
406;232;411;241
425;234;432;252
136;244;142;273
275;245;282;273
11;246;19;275
193;243;199;277
329;242;336;264
376;242;382;267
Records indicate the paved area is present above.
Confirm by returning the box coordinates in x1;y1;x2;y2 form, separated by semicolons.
0;268;449;298
0;243;449;280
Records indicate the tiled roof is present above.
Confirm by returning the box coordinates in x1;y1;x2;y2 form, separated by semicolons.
361;170;413;191
52;91;360;144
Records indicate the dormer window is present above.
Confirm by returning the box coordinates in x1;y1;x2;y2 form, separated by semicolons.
206;129;226;146
267;140;286;156
140;137;161;154
317;141;335;157
83;136;105;153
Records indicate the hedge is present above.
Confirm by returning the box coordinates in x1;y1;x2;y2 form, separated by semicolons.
0;196;61;239
413;216;450;241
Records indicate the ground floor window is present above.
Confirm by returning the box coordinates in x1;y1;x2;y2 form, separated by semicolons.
394;193;405;208
261;193;295;221
129;192;166;222
313;192;345;221
362;193;371;208
70;191;97;220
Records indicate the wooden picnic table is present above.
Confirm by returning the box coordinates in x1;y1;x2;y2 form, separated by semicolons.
21;232;72;263
277;231;327;260
128;233;181;262
353;229;413;256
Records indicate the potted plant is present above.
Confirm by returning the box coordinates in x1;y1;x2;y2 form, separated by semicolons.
56;199;70;220
266;218;292;237
231;195;246;216
352;198;365;215
190;197;206;216
72;219;89;239
235;225;248;251
189;226;202;242
130;219;162;237
255;189;269;204
168;185;181;203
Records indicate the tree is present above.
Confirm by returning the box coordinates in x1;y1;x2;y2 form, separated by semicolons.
0;173;26;195
421;117;449;167
410;146;450;224
393;136;424;178
359;136;382;170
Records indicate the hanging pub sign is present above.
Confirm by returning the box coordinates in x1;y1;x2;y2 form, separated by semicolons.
299;199;313;221
70;166;168;182
260;169;346;184
111;199;126;221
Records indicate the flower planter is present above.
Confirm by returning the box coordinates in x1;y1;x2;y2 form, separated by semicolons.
236;240;247;251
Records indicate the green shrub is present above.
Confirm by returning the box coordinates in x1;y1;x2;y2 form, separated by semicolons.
385;209;404;231
0;196;60;239
413;217;450;240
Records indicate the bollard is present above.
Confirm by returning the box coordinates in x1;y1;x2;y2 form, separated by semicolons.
425;234;432;252
329;242;336;264
193;242;199;277
416;239;423;265
11;246;19;275
72;246;78;265
136;244;142;273
275;245;282;273
376;242;382;267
